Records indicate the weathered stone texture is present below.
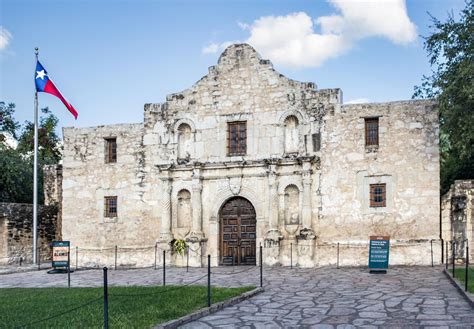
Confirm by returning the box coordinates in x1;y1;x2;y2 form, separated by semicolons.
319;101;440;265
61;123;160;267
441;180;474;262
0;203;59;264
61;44;440;268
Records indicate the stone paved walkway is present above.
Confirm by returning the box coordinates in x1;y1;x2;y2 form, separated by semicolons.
1;266;473;327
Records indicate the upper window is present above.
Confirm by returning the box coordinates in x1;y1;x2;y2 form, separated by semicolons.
104;196;118;217
105;138;117;163
365;118;379;146
227;121;247;156
370;183;386;207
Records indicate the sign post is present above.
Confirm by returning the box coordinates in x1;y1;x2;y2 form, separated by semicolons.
47;241;72;274
368;236;390;274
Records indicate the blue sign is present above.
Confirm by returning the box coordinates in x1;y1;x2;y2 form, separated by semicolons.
369;236;390;272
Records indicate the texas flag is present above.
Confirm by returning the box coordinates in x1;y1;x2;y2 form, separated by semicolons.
35;61;78;119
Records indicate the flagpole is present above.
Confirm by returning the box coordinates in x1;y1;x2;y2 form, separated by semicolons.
33;47;39;264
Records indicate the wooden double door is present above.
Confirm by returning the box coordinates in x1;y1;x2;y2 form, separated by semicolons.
219;197;256;265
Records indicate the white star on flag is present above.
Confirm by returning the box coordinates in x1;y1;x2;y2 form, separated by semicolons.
36;70;46;80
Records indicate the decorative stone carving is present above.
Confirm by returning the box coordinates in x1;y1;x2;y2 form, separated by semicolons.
264;229;283;266
297;227;316;241
296;227;316;267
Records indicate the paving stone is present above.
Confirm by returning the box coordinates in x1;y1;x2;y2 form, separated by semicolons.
327;308;356;316
1;266;473;328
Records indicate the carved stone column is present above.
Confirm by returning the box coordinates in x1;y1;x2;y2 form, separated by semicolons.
159;175;173;264
301;160;312;229
297;159;316;267
264;163;282;265
187;166;205;266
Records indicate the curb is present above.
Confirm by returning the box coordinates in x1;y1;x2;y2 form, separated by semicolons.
154;287;264;329
443;268;474;308
0;265;52;275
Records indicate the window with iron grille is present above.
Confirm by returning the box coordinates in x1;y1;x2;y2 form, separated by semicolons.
105;138;117;163
104;196;117;217
370;184;386;207
227;122;247;156
365;118;379;146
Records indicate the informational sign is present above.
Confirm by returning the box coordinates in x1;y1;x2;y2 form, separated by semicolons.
368;236;390;273
52;241;70;268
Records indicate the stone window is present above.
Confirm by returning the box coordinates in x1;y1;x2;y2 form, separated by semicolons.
370;184;386;207
227;121;247;156
104;196;118;217
104;137;117;163
365;118;379;146
177;189;192;228
312;132;321;152
177;123;192;159
284;116;299;154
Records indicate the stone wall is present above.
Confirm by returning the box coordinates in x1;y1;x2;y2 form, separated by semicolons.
319;100;441;265
0;203;59;264
441;180;474;262
60;44;441;268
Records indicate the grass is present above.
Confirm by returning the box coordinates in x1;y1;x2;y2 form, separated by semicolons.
0;285;254;328
449;267;474;293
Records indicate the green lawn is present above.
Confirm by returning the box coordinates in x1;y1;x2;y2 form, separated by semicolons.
0;285;254;328
450;267;474;293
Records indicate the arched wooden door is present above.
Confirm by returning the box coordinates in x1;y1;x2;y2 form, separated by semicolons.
219;197;256;265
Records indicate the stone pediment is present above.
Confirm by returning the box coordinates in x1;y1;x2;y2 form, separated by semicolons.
160;44;320;114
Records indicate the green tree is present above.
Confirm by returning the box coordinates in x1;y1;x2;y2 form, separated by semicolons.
414;1;474;193
0;101;20;142
17;107;62;164
0;102;61;203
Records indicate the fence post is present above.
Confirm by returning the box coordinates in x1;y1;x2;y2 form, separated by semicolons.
232;248;235;272
76;246;79;271
67;248;71;288
441;238;444;264
337;243;340;269
452;241;455;278
446;241;449;270
103;267;109;329
38;248;41;271
186;246;189;273
465;245;469;292
154;243;157;270
207;254;211;307
431;240;434;267
290;243;293;269
260;244;263;288
19;257;23;267
114;245;117;270
163;250;166;286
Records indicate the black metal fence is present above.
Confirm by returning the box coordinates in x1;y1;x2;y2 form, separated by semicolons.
445;239;470;292
9;246;264;329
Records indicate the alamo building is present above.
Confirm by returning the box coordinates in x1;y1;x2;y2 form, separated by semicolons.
61;44;440;268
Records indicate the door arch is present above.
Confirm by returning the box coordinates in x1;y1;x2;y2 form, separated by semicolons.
219;197;256;265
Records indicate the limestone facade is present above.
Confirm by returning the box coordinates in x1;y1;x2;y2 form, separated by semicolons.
441;180;474;263
62;44;440;268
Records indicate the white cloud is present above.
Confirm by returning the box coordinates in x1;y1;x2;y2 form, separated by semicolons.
0;27;12;51
345;98;370;104
202;0;417;68
202;43;220;54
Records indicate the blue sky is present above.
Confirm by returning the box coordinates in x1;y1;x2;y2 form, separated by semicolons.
0;0;466;135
